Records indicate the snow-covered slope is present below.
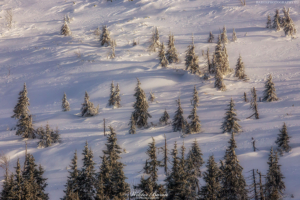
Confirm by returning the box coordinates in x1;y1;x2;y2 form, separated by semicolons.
0;0;299;199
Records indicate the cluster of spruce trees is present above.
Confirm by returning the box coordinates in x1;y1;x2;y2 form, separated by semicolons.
11;83;60;148
61;126;129;200
266;6;296;37
0;153;49;199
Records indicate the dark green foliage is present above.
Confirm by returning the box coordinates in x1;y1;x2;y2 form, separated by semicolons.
81;91;99;117
191;85;199;107
188;103;201;134
166;33;179;64
208;31;214;43
159;109;170;125
36;124;61;148
265;148;285;200
12;83;30;119
128;114;136;134
100;25;111;46
234;55;247;80
185;37;200;74
172;98;185;132
98;155;112;198
201;155;222;200
221;133;248;200
16;113;36;139
263;74;278;102
275;123;291;155
158;42;169;68
108;81;115;106
221;98;242;134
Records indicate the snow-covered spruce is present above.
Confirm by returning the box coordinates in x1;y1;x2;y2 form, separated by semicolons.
203;48;213;74
275;122;291;155
62;92;70;112
100;25;111;47
248;87;259;119
108;81;115;107
185;37;200;74
159;109;170;125
220;26;228;44
188;103;201;134
158;42;169;68
232;28;237;42
16;113;35;139
166;33;179;64
263;74;278;102
148;27;160;52
273;9;281;31
190;85;199;107
221;133;248;199
172;98;185;132
132;78;151;127
128;114;136;134
81;91;99;117
12;83;30;119
244;92;248;102
282;7;296;37
221;98;242;134
148;91;156;103
234;54;247;80
265;147;286;199
214;67;226;91
114;83;121;108
61;21;71;36
208;31;214;43
36;124;60;148
266;14;272;29
214;35;230;75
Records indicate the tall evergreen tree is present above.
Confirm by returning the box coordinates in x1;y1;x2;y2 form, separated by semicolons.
108;81;115;107
263;74;278;102
234;55;247;80
12;83;30;119
36;164;48;199
214;67;226;91
221;98;242;134
95;176;108;200
148;27;160;52
16;113;36;139
232;28;237;42
248;87;259;119
191;85;199;107
1;168;15;200
97;155;111;199
128;114;136;134
166;33;179;64
14;158;23;200
62;150;79;200
214;35;230;75
221;133;248;200
62;92;70;112
208;31;214;43
172;98;185;132
81;91;99;117
266;14;272;29
265;148;285;200
100;25;111;46
103;126;122;166
221;26;228;44
77;141;96;200
158;42;169;68
201;155;222;200
275;123;291;155
188;103;201;134
114;83;121;108
185;37;200;74
132;78;152;127
159;109;170;125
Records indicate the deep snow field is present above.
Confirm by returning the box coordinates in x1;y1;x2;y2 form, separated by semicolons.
0;0;299;199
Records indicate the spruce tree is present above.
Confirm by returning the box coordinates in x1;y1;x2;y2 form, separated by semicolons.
188;103;201;134
232;28;237;42
273;9;281;31
221;26;228;44
132;78;152;127
100;25;111;46
77;141;96;200
97;155;111;199
266;14;272;29
12;83;30;119
81;91;99;117
234;55;247;80
248;87;259;119
62;92;70;111
208;31;214;43
1;169;15;200
148;91;156;103
214;67;226;91
214;35;230;75
103;126;122;167
185;37;200;74
191;85;199;107
95;176;108;200
14;159;23;200
148;27;160;52
62;150;79;200
36;124;61;148
166;33;179;64
265;148;285;199
275;123;291;155
16;113;36;139
203;48;213;74
243;92;248;102
221;133;248;200
263;74;278;102
114;83;121;108
61;21;71;36
159;109;170;125
36;164;48;199
201;155;222;200
283;7;296;37
158;42;169;68
221;98;242;134
172;98;185;132
128;114;136;134
108;81;115;107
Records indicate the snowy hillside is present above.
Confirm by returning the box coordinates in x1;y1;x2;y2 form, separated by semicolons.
0;0;299;199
